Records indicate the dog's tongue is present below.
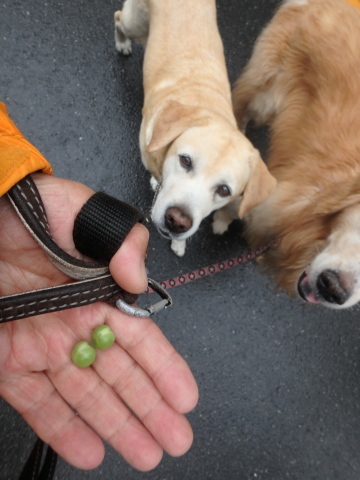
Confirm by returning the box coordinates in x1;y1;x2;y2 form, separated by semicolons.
297;271;319;304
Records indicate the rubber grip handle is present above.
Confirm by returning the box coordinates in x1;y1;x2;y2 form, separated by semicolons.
73;192;145;262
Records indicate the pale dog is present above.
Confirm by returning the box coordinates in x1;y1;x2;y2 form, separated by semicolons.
114;0;276;256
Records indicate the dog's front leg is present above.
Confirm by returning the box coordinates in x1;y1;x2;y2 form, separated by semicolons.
212;209;232;235
114;0;149;55
171;239;186;257
114;11;132;55
212;201;238;235
150;175;159;192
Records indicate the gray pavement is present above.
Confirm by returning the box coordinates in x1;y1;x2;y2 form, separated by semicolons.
1;1;360;479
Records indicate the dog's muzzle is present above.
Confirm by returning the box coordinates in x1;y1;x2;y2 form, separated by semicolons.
164;206;193;235
298;269;350;306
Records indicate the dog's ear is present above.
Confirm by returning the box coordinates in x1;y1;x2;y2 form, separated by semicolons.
238;150;277;218
146;101;206;153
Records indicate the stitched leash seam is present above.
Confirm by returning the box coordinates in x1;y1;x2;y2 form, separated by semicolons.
26;177;43;211
16;182;51;235
1;284;117;321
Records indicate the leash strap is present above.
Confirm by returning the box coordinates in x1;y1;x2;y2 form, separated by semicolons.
0;274;136;323
73;191;145;261
0;175;171;322
145;246;269;293
18;438;57;480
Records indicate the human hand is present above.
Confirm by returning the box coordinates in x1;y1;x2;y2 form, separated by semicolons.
0;173;198;471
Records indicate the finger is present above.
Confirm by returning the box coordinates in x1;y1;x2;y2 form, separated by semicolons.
109;223;149;294
92;333;194;457
47;305;195;463
50;302;197;414
49;362;164;471
106;312;199;414
1;308;165;471
0;372;105;470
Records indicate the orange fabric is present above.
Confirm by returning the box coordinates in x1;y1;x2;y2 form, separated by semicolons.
345;0;360;8
0;102;53;196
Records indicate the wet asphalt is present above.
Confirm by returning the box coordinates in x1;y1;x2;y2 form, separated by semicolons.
1;1;360;479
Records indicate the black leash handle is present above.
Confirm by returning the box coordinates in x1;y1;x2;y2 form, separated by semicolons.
1;175;171;322
0;274;137;323
0;176;142;321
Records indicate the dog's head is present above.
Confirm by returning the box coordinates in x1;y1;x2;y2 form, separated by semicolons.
251;182;360;310
145;100;276;243
296;202;360;309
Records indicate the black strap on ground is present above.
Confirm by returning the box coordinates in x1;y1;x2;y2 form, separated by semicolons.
19;438;57;480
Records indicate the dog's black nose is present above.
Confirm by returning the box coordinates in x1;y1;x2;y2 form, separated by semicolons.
316;269;349;305
165;207;192;234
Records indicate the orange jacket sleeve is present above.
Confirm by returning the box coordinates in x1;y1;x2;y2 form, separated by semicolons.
346;0;360;8
0;102;53;196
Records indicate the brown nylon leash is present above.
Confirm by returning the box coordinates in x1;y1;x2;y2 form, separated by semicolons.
145;246;269;294
119;245;268;317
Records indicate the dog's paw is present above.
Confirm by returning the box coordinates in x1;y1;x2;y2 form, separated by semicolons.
212;218;230;235
115;38;132;55
150;176;159;192
171;239;186;257
114;11;132;55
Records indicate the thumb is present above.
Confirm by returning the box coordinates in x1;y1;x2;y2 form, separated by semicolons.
109;223;149;294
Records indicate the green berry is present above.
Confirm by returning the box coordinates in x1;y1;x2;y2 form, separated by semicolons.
91;325;116;350
71;341;96;367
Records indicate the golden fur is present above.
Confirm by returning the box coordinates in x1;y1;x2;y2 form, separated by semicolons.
232;0;360;308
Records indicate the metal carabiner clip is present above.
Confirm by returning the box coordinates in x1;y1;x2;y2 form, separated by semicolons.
116;278;172;318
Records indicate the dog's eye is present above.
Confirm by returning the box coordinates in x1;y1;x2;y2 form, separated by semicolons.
179;154;192;170
216;185;231;197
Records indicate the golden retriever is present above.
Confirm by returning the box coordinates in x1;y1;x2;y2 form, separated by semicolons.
232;0;360;309
114;0;276;256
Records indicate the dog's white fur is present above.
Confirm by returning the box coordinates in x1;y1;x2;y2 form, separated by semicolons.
114;0;276;256
232;0;360;309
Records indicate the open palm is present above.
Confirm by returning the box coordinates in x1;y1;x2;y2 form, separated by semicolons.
0;173;198;471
